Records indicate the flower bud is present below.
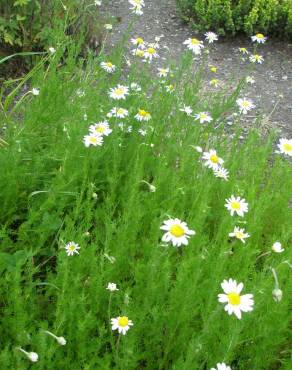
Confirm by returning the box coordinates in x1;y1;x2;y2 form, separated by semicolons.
272;288;283;302
17;347;38;362
27;352;39;362
56;336;66;346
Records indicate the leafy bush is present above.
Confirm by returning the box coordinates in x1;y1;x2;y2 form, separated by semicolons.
176;0;292;38
0;0;101;53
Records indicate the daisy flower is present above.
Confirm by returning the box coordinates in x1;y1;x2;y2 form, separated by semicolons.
246;76;255;84
194;112;213;124
277;138;292;156
211;363;231;370
48;47;56;54
157;67;170;77
108;107;129;118
180;105;193;116
143;46;159;62
236;97;255;114
89;121;112;136
111;316;133;335
272;241;284;253
249;54;264;64
135;109;151;121
213;167;229;181
31;88;40;96
130;82;142;92
210;78;219;87
160;218;195;247
104;24;113;31
239;47;249;54
229;226;250;243
129;0;144;7
225;195;248;217
76;89;85;97
17;348;38;362
183;38;204;54
132;48;145;57
108;85;129;100
165;84;175;93
218;278;254;319
202;149;224;170
106;282;119;291
100;61;116;73
65;241;80;256
83;133;103;147
251;33;267;44
131;37;145;47
138;128;147;136
205;31;218;43
131;6;143;15
129;0;144;15
94;0;102;5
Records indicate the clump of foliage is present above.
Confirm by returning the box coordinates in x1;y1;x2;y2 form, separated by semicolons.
176;0;292;38
0;25;291;368
0;0;102;54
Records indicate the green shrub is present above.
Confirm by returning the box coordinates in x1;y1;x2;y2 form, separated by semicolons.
0;0;100;53
176;0;292;38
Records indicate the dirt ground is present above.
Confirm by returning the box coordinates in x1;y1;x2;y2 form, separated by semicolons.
100;0;292;137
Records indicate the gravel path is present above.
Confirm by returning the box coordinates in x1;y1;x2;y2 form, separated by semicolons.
101;0;292;136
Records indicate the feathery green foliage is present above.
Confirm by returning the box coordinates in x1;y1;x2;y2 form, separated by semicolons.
0;25;292;370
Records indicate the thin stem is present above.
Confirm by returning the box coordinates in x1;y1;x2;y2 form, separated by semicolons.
115;334;121;368
256;251;271;261
16;347;28;355
270;267;279;288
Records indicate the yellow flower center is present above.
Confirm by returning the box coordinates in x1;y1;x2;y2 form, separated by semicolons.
235;231;244;239
106;62;113;67
95;126;105;133
117;108;125;114
136;49;145;57
239;48;247;53
231;201;240;210
139;109;148;117
170;224;185;237
228;292;241;305
210;67;217;73
136;37;144;44
200;113;207;119
191;38;200;45
254;54;261;61
115;88;125;96
68;244;75;251
210;79;218;85
283;143;292;152
118;316;129;327
89;137;98;143
210;154;219;163
147;47;156;54
256;33;264;39
242;100;250;108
